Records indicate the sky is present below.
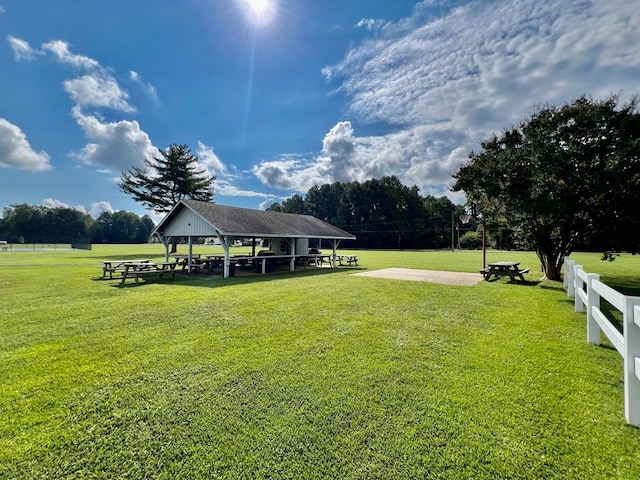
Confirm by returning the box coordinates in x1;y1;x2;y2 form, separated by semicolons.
1;0;639;222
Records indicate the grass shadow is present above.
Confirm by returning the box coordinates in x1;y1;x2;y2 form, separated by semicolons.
100;265;346;289
539;284;566;292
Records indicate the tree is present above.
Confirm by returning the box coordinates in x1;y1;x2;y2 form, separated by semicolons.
281;194;306;214
119;144;215;214
452;95;640;280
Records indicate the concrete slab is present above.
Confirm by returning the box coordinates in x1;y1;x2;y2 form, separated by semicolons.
353;268;483;286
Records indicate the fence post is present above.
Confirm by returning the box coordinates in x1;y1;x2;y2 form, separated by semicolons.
586;273;601;345
563;257;573;289
566;259;576;298
624;302;640;426
573;265;583;308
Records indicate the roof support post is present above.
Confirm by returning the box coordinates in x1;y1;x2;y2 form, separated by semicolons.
188;236;194;273
290;238;296;272
331;239;341;267
221;236;231;278
162;236;170;262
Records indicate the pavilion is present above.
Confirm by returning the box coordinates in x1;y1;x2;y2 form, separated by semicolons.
150;199;356;278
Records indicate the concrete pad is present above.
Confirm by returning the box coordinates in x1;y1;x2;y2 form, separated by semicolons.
353;268;483;286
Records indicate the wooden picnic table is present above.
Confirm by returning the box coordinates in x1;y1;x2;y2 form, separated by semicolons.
101;259;150;278
119;261;179;285
336;255;359;266
481;261;529;282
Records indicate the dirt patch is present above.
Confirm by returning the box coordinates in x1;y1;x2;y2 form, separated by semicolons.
353;268;483;286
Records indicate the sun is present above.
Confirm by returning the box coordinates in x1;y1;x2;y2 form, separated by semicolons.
238;0;277;26
247;0;270;15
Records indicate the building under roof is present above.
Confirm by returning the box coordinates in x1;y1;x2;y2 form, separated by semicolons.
151;199;356;277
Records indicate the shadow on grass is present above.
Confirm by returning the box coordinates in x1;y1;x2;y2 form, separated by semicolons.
539;284;566;292
599;275;640;297
485;278;542;287
99;265;355;288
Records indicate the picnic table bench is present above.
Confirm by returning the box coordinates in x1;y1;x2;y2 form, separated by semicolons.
481;262;529;282
101;259;150;278
336;255;359;266
119;261;179;285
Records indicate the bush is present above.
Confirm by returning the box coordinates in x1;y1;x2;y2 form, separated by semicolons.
460;231;483;249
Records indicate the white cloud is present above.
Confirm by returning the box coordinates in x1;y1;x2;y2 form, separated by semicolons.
90;201;114;217
41;40;101;70
355;18;389;31
7;35;41;61
41;198;89;214
129;71;158;101
317;0;640;198
64;75;135;112
196;141;228;177
41;198;114;218
10;37;136;114
253;155;315;191
0;118;52;171
71;106;159;172
258;195;282;210
0;4;5;14
253;121;466;196
194;141;272;198
42;198;69;209
215;181;270;198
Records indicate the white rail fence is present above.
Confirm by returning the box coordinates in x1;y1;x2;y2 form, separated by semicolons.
563;257;640;426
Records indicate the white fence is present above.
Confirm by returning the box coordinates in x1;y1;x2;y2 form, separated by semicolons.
563;257;640;426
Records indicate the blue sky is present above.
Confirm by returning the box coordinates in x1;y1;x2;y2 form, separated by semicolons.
1;0;639;222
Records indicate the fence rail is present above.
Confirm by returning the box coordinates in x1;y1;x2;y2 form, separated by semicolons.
564;257;640;426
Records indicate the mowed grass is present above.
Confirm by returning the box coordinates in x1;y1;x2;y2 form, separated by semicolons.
1;245;639;479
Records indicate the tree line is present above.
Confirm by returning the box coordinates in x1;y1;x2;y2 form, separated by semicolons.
267;175;466;250
0;204;155;244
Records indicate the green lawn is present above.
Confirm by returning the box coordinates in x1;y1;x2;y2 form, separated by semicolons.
1;245;639;479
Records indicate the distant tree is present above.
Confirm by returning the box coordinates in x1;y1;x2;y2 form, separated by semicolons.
265;202;283;212
119;144;215;214
47;208;90;241
138;215;156;242
1;204;93;243
1;204;46;242
90;210;154;244
459;231;483;250
281;194;306;214
452;95;640;280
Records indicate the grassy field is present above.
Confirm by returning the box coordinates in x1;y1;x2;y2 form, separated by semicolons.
1;245;639;479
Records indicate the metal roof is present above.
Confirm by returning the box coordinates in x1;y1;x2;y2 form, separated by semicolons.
152;200;356;240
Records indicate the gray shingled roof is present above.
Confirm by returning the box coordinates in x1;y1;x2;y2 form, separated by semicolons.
156;199;355;240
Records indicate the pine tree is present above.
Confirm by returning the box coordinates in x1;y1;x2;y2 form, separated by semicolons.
119;144;215;214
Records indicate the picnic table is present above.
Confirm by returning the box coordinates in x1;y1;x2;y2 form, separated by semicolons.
481;261;529;282
101;259;150;278
336;255;359;266
119;261;179;285
173;254;201;270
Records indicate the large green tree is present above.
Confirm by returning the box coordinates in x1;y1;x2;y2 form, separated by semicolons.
452;95;640;280
119;144;215;214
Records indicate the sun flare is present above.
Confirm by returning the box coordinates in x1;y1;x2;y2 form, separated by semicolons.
239;0;277;26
